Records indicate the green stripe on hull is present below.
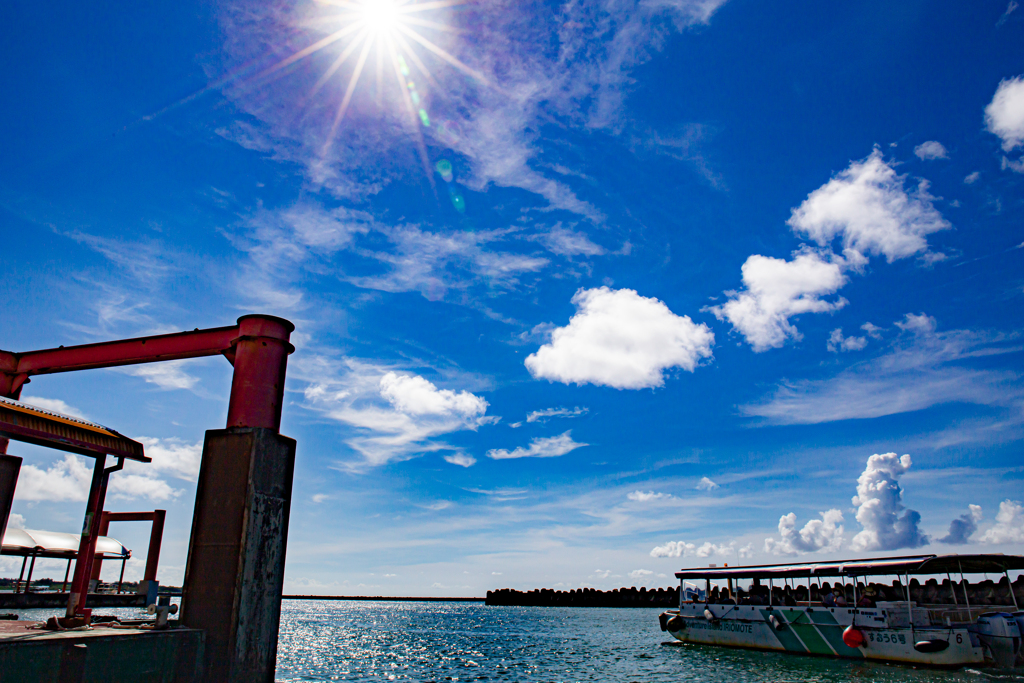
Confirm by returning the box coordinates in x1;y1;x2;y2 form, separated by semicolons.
759;609;808;653
780;610;835;655
806;612;864;658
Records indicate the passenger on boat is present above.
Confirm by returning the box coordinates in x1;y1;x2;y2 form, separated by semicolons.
857;586;876;608
834;588;848;607
822;590;836;607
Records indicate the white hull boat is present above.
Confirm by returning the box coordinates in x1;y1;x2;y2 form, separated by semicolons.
659;554;1024;669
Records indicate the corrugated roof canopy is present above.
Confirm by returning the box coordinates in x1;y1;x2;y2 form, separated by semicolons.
675;554;1024;580
1;527;129;559
0;396;148;461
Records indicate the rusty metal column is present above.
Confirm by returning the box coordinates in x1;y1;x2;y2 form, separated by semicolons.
0;349;21;455
181;315;295;683
66;455;107;620
144;509;166;582
0;455;22;539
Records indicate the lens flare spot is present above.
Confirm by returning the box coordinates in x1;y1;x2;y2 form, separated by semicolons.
449;187;465;213
435;159;453;182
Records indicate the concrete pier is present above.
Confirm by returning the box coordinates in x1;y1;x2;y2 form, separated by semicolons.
0;620;204;682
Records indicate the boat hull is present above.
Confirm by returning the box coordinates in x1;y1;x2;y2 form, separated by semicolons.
663;604;986;668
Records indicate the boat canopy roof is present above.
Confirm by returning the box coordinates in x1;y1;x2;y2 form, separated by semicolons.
675;554;1024;580
1;527;130;560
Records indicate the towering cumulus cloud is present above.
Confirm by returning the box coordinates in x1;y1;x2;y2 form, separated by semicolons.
764;510;845;555
850;453;929;551
526;287;714;389
985;75;1024;172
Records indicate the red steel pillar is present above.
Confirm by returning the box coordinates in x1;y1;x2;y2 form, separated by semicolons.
182;315;296;683
65;455;122;620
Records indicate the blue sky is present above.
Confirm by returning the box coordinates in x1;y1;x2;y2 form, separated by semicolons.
2;0;1023;594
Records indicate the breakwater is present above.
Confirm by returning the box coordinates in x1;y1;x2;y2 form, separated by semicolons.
486;585;678;607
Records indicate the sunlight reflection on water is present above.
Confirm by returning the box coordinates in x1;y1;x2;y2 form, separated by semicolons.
275;600;990;682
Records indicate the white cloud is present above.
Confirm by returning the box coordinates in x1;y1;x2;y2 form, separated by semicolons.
696;542;734;558
531;225;606;257
107;472;180;502
979;500;1024;544
525;406;588;423
444;453;477;468
135;437;202;481
486;431;587;460
938;505;983;545
860;322;884;339
526;287;714;388
787;149;950;263
312;493;331;503
985;76;1024;151
850;453;929;551
738;543;753;559
709;250;847;351
629;568;654;580
742;317;1021;424
650;540;696;558
913;141;948;160
380;373;487;417
15;454;92;502
593;569;612;579
301;358;497;468
15;453;180;503
19;397;88;420
964;171;981;184
126;361;200;391
764;509;844;555
627;490;672;502
695;477;719;491
650;539;737;558
6;513;25;529
827;328;868;353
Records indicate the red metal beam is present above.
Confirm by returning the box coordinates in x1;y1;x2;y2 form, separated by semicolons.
92;510;166;584
0;315;295;432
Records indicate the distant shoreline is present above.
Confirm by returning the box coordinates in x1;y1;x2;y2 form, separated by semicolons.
282;595;485;602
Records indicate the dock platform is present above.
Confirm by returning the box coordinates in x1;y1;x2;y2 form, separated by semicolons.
0;619;204;682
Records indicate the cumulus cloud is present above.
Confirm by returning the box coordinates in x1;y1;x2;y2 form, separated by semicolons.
964;171;981;184
709;250;847;351
135;437;202;481
650;539;738;558
764;510;845;555
629;568;654;580
979;500;1024;544
985;76;1024;152
695;477;719;491
526;287;714;388
914;141;948;160
486;431;587;460
627;490;672;502
787;149;950;264
15;453;181;503
444;453;477;468
938;505;983;545
650;540;695;558
827;328;868;353
301;358;497;468
526;406;588;423
5;513;25;529
850;453;929;551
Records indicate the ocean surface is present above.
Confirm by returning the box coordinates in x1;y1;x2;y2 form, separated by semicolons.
11;600;1019;682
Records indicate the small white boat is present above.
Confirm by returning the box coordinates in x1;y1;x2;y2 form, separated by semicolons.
659;554;1024;669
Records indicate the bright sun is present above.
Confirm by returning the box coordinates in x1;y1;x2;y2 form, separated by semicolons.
359;0;400;34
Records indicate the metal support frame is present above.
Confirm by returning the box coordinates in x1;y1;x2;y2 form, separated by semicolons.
65;455;123;618
0;315;295;678
91;509;166;586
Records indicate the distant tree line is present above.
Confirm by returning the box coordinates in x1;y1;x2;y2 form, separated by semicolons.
486;585;679;607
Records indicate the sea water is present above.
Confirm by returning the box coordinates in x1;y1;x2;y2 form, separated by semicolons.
9;600;1010;681
273;600;1001;682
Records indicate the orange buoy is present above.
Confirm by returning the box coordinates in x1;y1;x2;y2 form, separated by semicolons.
842;625;866;648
